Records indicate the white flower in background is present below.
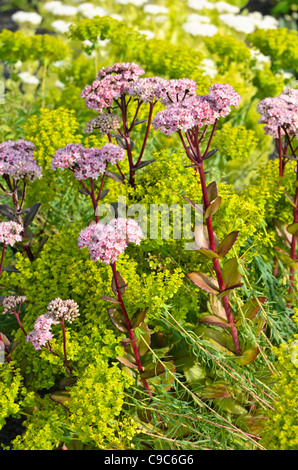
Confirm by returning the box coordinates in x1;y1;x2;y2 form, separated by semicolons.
212;1;240;14
18;72;40;85
78;3;109;18
201;58;217;77
182;21;218;36
187;13;211;23
115;0;148;5
219;11;278;33
51;19;71;33
250;48;271;68
218;13;255;33
139;29;155;40
55;80;66;89
143;4;169;14
110;13;124;21
188;0;214;10
12;11;43;26
43;1;78;16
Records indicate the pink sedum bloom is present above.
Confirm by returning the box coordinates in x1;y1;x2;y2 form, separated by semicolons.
51;143;125;180
46;298;80;324
78;218;143;264
157;78;197;106
257;88;298;137
0;221;23;246
128;76;167;103
1;295;26;315
81;62;145;112
0;139;42;181
26;314;58;351
204;83;241;117
152;95;217;135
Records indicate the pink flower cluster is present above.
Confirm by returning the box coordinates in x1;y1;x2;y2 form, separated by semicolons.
152;83;241;136
257;88;298;137
127;76;167;103
0;139;42;181
46;298;80;323
78;218;143;264
51;143;125;180
26;298;80;350
0;221;23;246
81;62;145;112
26;314;57;350
157;78;197;106
1;295;26;315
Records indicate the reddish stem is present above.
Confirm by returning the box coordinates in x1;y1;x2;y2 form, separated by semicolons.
0;242;6;277
89;178;100;223
135;102;154;168
111;262;152;395
61;318;68;365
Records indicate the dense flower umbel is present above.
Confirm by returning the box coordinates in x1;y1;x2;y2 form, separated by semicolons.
257;88;298;137
152;82;241;135
85;112;121;135
127;76;167;103
157;78;197;106
26;298;80;350
81;62;145;112
46;298;80;324
51;143;125;180
26;314;57;351
0;139;42;181
1;296;26;315
78;218;143;264
0;221;23;246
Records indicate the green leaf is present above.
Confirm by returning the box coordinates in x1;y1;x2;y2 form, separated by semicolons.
235;297;267;327
201;382;232;400
117;352;138;369
204;196;222;219
222;257;241;288
273;218;292;248
195;326;236;355
111;271;127;296
98;188;110;200
183;362;206;393
194;223;219;250
101;296;121;304
140;362;165;379
232;346;259;366
50;391;71;408
186;272;219;294
131;308;148;329
274;247;297;268
217;231;239;258
214;397;248;416
208;294;227;320
132;322;151;356
0;204;17;222
206;181;218;204
196;248;219;259
287;222;298;235
199;315;232;328
107;308;127;333
182;195;203;215
217;283;243;299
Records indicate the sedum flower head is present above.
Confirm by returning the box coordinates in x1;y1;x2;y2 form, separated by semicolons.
204;83;241;117
0;139;42;181
257;88;298;137
26;314;57;351
0;221;23;246
1;296;26;315
81;62;145;112
46;298;80;323
157;78;197;106
127;76;167;103
78;217;143;264
85;112;121;135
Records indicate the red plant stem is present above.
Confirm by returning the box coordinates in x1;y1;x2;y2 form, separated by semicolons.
95;171;106;204
197;161;241;355
61;318;68;365
13;304;27;337
277;127;285;178
0;242;6;277
135;102;154;168
89;177;100;223
11;189;35;262
110;262;152;395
